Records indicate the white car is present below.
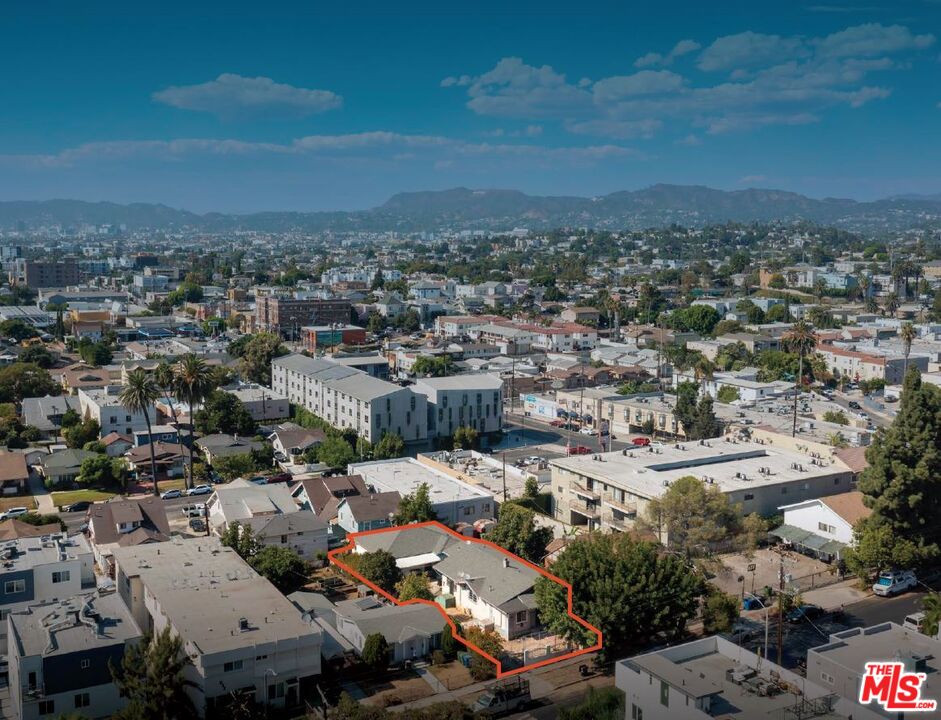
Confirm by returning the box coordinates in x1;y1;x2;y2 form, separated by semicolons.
523;456;544;465
187;484;213;496
872;570;917;597
579;426;596;436
0;506;29;520
181;503;206;518
160;489;183;500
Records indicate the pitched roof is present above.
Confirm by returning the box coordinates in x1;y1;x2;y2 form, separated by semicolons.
434;540;539;609
0;519;60;540
341;492;402;523
41;448;97;472
295;474;369;516
833;446;869;474
101;432;133;447
87;497;170;547
0;451;29;482
820;491;872;526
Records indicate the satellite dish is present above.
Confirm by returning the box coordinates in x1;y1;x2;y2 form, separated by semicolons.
550;380;565;390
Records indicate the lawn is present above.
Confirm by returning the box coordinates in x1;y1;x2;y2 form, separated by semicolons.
0;496;36;512
50;489;118;508
428;661;476;691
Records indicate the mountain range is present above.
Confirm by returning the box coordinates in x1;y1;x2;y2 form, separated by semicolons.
3;184;941;233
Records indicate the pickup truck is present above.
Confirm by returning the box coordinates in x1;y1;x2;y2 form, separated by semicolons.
472;678;531;717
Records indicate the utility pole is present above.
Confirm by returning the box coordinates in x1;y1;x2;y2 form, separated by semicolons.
777;549;785;667
501;451;507;503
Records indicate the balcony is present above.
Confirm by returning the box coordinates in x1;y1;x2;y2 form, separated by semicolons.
568;499;600;520
571;483;600;501
602;493;637;515
602;512;634;531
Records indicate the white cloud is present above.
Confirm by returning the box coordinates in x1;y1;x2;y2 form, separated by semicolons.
634;39;701;68
446;22;931;140
153;74;342;117
441;74;472;88
675;134;702;146
5;132;636;169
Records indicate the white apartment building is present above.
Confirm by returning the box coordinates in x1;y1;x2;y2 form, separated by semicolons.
112;537;322;717
412;374;504;438
77;386;157;437
272;354;427;443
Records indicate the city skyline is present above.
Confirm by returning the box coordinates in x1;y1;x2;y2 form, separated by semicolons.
2;0;940;212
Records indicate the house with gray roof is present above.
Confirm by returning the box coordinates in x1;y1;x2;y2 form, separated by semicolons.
39;448;97;488
21;395;82;438
334;596;446;664
195;433;264;464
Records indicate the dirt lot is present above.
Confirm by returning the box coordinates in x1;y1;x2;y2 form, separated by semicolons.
429;661;476;691
359;670;434;708
711;548;835;598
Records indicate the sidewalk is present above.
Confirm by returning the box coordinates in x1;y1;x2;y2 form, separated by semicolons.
802;578;869;609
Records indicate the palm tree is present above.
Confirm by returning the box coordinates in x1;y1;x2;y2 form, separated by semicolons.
884;292;900;317
923;592;941;638
174;354;213;489
120;369;161;496
783;320;817;437
153;361;179;427
694;356;716;397
900;321;917;380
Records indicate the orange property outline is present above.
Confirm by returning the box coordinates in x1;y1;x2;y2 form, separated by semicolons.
327;520;603;678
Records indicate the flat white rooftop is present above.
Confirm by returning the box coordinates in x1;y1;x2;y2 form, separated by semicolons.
551;436;845;499
349;457;493;503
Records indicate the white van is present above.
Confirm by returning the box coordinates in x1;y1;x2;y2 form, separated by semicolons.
903;611;941;639
873;570;917;597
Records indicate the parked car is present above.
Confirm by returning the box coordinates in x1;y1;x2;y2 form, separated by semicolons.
473;679;531;717
631;437;651;447
786;604;824;623
579;426;596;436
249;476;269;485
181;504;206;518
187;484;213;496
62;501;92;513
549;419;564;427
523;456;544;465
188;517;206;532
848;401;862;410
160;489;183;500
873;570;917;597
567;445;591;455
265;473;292;484
0;507;29;520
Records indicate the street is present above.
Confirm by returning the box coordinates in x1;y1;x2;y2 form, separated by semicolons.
59;494;195;532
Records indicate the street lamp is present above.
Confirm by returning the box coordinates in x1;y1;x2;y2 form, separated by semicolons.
744;593;771;661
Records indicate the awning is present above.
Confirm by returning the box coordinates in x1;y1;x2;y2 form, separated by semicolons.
818;539;847;555
771;524;813;544
801;534;830;551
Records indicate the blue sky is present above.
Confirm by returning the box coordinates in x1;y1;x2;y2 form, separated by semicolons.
2;0;940;212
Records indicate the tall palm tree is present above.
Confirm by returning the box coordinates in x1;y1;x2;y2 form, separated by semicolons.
120;369;161;496
884;292;900;318
174;354;213;489
694;356;716;397
784;320;817;437
153;361;179;427
923;592;941;638
900;321;917;380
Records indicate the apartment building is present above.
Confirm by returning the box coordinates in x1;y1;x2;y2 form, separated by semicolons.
221;383;290;422
0;533;95;654
255;297;350;339
615;635;881;720
77;386;158;437
412;374;504;438
550;437;853;534
11;258;80;289
433;314;505;338
817;344;926;384
112;537;322;716
272;354;427;443
7;592;141;720
516;322;598;352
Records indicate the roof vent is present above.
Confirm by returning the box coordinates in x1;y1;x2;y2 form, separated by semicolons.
238;617;249;632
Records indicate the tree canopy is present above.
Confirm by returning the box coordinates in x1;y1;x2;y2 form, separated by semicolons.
395;482;438;524
0;363;60;403
194;389;256;436
344;549;401;593
483;503;553;563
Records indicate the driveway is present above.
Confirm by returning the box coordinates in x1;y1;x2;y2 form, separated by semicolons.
27;472;55;514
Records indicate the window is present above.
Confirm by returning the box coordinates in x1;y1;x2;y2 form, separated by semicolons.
4;579;25;594
74;693;90;709
744;493;754;501
467;588;478;603
821;671;834;684
516;611;527;624
281;535;288;544
52;570;71;584
38;701;55;716
464;505;474;516
223;660;244;672
660;680;670;707
631;704;644;720
80;659;90;669
482;503;490;512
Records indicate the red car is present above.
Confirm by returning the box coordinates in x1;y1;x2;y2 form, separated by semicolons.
549;419;564;427
567;445;591;455
631;437;651;447
265;473;292;484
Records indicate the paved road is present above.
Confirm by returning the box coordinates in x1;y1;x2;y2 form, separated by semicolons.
59;494;195;532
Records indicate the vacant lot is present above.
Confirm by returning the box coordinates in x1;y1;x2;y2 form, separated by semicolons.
712;548;834;598
358;669;433;708
429;661;476;690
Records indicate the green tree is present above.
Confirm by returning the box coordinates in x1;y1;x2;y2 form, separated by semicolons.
239;333;288;384
316;436;356;470
412;355;454;377
689;395;723;440
484;504;553;563
249;545;307;593
922;592;941;638
213;453;255;481
440;622;460;660
0;318;38;341
453;425;479;450
716;385;740;404
78;339;112;365
361;633;390;671
194;389;255;437
395;573;434;601
670;305;720;335
463;627;502;681
220;521;259;558
524;476;540;498
346;550;401;593
173;354;214;488
783;320;816;437
643;475;741;556
396;482;438;524
844;521;920;580
559;688;624;720
702;590;740;634
855;369;941;565
900;321;917;379
534;533;703;660
823;410;849;425
77;455;124;488
119;369;160;496
19;512;66;531
672;381;699;434
64;418;100;449
110;626;198;720
19;344;54;368
0;363;60;403
372;432;405;460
